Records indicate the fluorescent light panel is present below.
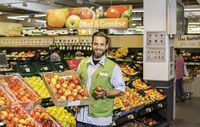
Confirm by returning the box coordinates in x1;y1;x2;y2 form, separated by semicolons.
132;9;144;12
7;16;24;20
34;14;46;17
188;22;200;25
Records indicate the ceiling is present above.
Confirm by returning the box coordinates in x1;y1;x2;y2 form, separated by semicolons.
0;0;200;30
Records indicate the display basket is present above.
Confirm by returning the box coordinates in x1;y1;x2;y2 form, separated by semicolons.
42;70;90;107
24;105;63;127
0;105;40;127
1;74;41;110
143;87;167;101
136;112;166;127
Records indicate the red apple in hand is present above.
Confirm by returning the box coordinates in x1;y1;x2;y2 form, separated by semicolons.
95;85;104;92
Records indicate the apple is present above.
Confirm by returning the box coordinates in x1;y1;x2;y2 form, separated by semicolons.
95;85;104;92
75;94;82;100
80;90;89;97
62;83;68;88
76;85;82;90
73;79;80;85
72;89;78;94
56;84;61;89
64;89;71;96
79;8;94;19
65;15;81;28
69;82;76;88
71;92;77;97
68;95;75;101
67;85;74;91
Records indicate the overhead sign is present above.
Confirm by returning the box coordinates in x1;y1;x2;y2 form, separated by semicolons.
0;22;22;36
46;5;132;29
78;18;128;29
174;35;200;48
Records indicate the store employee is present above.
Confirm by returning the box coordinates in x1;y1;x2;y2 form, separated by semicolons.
50;47;61;62
76;31;125;127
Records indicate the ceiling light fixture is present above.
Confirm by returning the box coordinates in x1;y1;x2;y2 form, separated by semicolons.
132;17;142;21
35;19;46;23
184;8;200;11
132;9;144;13
7;16;25;21
34;14;46;17
188;22;200;25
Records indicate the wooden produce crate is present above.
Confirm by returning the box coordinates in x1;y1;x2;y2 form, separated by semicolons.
42;70;90;107
1;74;41;110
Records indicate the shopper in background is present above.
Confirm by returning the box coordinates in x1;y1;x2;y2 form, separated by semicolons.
50;47;61;62
175;49;185;101
76;31;125;127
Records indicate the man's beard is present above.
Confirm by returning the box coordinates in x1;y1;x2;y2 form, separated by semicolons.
92;49;107;59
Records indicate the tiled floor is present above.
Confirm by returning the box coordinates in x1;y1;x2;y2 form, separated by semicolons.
170;97;200;127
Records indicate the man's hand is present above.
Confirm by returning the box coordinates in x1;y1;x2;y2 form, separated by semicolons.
94;90;106;99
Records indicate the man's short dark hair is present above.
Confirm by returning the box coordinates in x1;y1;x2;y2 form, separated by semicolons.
92;31;110;45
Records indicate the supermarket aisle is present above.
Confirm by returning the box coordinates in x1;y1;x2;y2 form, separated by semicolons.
170;97;200;127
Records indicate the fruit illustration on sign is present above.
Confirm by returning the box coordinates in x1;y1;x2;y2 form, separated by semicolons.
47;8;69;28
65;15;81;28
79;8;95;19
106;5;129;18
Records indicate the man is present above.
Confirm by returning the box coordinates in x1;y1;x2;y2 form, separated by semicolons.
76;31;125;127
50;47;61;62
175;49;185;101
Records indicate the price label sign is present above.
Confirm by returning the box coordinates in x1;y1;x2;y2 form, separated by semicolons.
25;68;30;72
43;66;48;71
67;100;81;106
59;65;64;69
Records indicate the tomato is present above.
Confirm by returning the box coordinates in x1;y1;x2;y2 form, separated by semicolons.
79;8;94;19
106;5;129;18
95;86;104;92
106;7;121;18
114;5;129;14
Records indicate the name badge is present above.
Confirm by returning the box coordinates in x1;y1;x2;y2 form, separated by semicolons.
99;71;108;77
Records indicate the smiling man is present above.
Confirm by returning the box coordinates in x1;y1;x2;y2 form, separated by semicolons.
76;31;125;127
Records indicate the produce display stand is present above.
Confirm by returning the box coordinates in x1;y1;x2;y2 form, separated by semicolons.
112;75;167;126
13;61;39;76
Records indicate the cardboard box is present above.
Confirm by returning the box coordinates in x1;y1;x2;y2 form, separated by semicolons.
42;70;90;107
